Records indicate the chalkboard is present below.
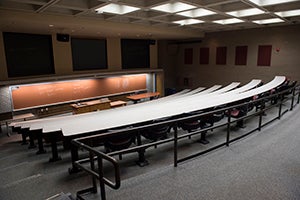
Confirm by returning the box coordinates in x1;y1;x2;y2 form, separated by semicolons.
11;75;146;110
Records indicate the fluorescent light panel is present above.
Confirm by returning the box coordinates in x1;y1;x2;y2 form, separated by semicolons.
276;9;300;17
151;2;196;13
248;0;299;6
227;8;265;17
213;18;244;25
253;18;284;24
173;19;204;25
177;8;216;17
95;3;140;15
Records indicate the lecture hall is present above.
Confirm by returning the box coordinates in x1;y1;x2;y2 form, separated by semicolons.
0;0;300;200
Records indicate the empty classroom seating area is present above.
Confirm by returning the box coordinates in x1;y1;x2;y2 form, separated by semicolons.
1;77;300;200
1;1;300;200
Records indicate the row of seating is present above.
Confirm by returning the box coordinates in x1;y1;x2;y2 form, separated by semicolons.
12;76;287;165
101;78;297;164
101;82;249;157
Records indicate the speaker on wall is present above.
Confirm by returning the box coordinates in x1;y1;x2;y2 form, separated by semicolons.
56;34;69;42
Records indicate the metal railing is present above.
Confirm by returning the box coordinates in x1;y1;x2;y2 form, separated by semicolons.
71;139;121;200
174;85;299;165
71;83;299;199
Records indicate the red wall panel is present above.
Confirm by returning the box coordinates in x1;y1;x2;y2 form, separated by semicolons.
235;46;248;65
216;46;227;65
184;48;193;64
257;45;272;66
199;47;209;64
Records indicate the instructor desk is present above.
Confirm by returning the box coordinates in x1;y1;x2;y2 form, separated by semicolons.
126;92;160;104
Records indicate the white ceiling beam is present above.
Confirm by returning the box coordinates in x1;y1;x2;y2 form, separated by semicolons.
35;0;61;13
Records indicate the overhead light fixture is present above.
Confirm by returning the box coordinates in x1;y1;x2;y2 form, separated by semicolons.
151;2;196;13
173;19;204;25
226;8;265;17
276;9;300;17
95;3;140;15
213;18;244;25
253;18;284;24
248;0;299;6
177;8;216;17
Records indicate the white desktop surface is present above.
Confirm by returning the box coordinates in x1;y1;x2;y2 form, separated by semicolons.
13;77;284;137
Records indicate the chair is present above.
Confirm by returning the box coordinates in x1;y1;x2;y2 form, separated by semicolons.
141;119;170;148
141;125;169;141
197;114;215;144
230;105;248;128
179;118;201;133
179;108;225;144
271;80;297;104
104;129;136;160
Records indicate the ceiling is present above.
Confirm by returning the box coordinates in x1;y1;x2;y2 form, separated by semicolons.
0;0;300;39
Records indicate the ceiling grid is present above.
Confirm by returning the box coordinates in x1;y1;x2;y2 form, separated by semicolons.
0;0;299;38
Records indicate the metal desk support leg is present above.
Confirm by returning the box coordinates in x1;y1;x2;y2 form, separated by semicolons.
135;132;149;167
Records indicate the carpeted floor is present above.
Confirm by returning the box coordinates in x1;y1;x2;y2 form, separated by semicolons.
106;104;300;200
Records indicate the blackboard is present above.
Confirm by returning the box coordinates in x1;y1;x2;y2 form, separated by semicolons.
12;75;146;110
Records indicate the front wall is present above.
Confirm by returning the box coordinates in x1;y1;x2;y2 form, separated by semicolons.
0;33;158;80
52;34;73;75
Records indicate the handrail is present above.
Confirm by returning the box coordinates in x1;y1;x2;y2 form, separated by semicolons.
71;82;299;199
74;84;298;144
174;82;300;165
72;83;300;167
71;139;120;200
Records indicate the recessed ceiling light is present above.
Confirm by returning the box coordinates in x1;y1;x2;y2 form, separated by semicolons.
253;18;284;24
49;24;54;27
226;8;265;17
177;8;216;18
276;9;300;17
95;3;140;15
213;18;244;25
248;0;299;6
151;2;196;13
173;19;204;25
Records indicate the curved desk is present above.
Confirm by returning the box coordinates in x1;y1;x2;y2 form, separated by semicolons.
11;76;285;162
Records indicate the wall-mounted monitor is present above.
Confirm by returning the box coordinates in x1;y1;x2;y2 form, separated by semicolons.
3;32;55;77
121;39;150;69
71;38;108;71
